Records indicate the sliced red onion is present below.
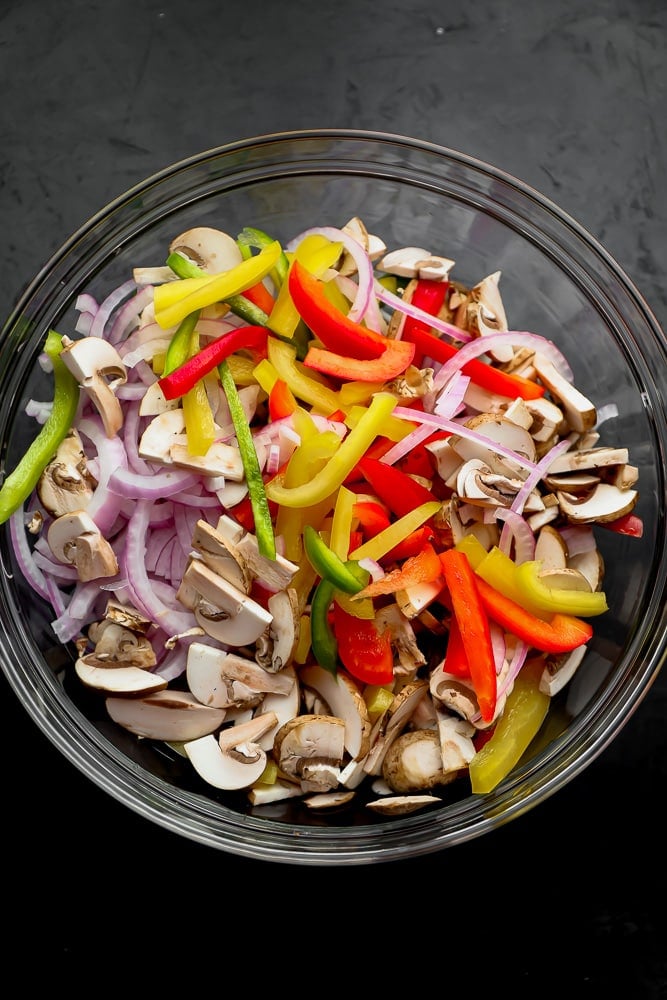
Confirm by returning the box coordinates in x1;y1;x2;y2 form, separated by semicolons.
89;278;138;340
559;524;597;555
106;284;156;345
108;466;200;500
489;506;536;561
380;420;434;467
510;438;572;515
8;509;50;601
335;273;384;333
358;557;385;582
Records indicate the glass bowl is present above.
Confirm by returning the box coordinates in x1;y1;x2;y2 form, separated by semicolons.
1;130;665;865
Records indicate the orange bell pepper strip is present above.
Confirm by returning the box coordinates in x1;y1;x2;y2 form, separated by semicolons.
474;575;593;654
288;259;387;359
352;500;391;538
440;548;497;723
402;323;546;400
353;542;443;599
268;378;298;421
241;280;275;315
303;338;415;384
357;456;437;518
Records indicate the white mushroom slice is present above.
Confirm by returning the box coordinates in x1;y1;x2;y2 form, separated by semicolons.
557;483;638;524
37;430;97;516
534;524;569;571
436;712;477;769
546;446;629;476
366;795;441;816
248;780;304;806
105;689;225;740
299;664;372;761
426;437;466;484
396;579;444;619
76;660;167;696
180;559;273;646
256;664;300;751
303;790;356;809
186;642;293;709
374;603;426;673
539;646;588;696
184;712;278;791
169;227;243;273
60;336;127;438
448;413;537;477
300;762;342;793
363;680;430;776
568;548;605;591
338;217;387;275
273;714;346;782
537;567;592;592
378;246;455;280
47;510;119;581
502;397;534;431
430;671;479;724
466;271;513;363
104;600;152;634
523;396;565;442
191;519;251;593
83;620;156;668
138;380;179;416
532;354;597;433
138;410;187;462
170;441;245;480
216;515;299;591
610;464;639;490
543;471;602;494
382;730;456;793
263;588;300;672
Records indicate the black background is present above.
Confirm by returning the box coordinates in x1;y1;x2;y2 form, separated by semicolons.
2;0;666;988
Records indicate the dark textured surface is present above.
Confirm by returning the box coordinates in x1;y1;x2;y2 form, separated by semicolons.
1;0;666;983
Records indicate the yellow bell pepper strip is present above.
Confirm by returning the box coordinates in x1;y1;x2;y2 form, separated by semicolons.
344;404;415;443
265;391;397;509
329;484;356;560
348;500;442;561
288;259;387;359
237;226;290;288
303;339;415;383
514;559;609;617
158;326;268;400
473;575;594;653
153;240;282;330
274;432;339;562
402;322;546;401
218;359;275;560
166;250;272;328
310;577;339;675
468;655;550;794
474;545;546;618
440;548;497;724
0;330;80;525
353;542;443;599
303;524;364;595
266;338;341;415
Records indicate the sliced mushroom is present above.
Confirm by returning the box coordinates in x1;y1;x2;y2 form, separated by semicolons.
37;430;97;516
138;380;179;416
169;227;244;274
338;217;387;275
430;671;479;724
448;413;537;477
539;647;587;696
75;660;167;695
215;515;299;592
273;714;346;784
568;547;605;591
104;600;152;634
382;730;456;793
557;483;638;524
363;680;430;776
47;510;119;581
256;664;301;751
466;271;513;363
534;524;569;572
374;603;426;674
302;790;356;810
60;336;127;438
546;445;629;476
299;664;372;761
366;794;441;815
82;620;156;668
532;354;597;433
436;712;477;770
186;642;293;709
178;558;272;646
248;780;304;806
377;246;455;280
261;588;300;672
105;689;225;740
184;712;278;790
191;519;252;593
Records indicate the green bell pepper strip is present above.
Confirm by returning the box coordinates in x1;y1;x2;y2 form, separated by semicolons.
0;330;80;526
237;227;290;287
265;391;397;508
303;524;364;595
468;655;550;794
310;577;339;675
163;311;201;375
218;359;276;560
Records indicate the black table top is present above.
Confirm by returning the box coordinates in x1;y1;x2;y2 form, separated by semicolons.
2;0;666;985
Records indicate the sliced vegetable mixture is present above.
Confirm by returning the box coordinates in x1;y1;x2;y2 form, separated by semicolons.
0;219;642;814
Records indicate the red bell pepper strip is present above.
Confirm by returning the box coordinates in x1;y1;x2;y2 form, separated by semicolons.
402;324;546;400
600;512;644;538
402;279;450;368
158;326;268;400
352;500;391;538
397;429;450;479
443;614;472;679
357;456;437;518
288;260;387;360
268;378;298;421
384;524;435;562
332;602;394;685
473;575;593;654
303;338;415;383
440;548;497;723
241;280;275;315
354;542;443;599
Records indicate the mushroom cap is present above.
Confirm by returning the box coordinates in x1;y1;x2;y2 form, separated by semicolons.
382;730;454;794
273;714;346;779
299;664;372;761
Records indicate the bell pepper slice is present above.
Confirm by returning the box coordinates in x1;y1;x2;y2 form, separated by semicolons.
0;330;80;525
440;548;497;723
289;259;387;359
514;560;609;617
159;326;268;400
600;512;644;537
265;392;397;508
218;359;276;560
402;278;450;367
303;339;415;383
310;577;339;675
468;655;550;794
443;614;472;679
269;236;343;339
330;485;357;560
268;378;298;421
357;456;437;518
353;500;391;539
348;500;442;561
332;602;394;686
402;324;546;400
353;543;443;599
473;575;593;653
154;240;282;329
266;338;341;415
384;525;436;562
303;525;364;595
